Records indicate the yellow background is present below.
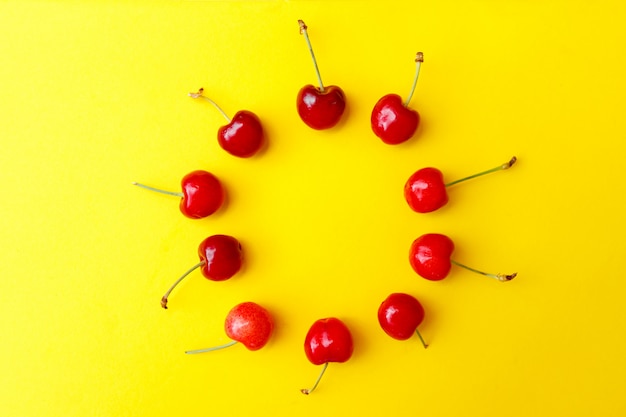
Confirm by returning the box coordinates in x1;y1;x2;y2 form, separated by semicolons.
2;1;625;416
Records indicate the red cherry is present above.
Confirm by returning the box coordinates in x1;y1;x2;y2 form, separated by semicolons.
224;302;273;350
301;317;353;395
409;233;517;282
185;302;274;354
404;156;518;213
189;88;264;158
409;233;454;281
371;52;424;145
378;293;428;348
371;94;420;145
179;171;225;218
160;234;243;309
217;110;264;158
133;170;224;219
404;167;448;213
297;85;346;130
296;20;346;130
197;234;243;281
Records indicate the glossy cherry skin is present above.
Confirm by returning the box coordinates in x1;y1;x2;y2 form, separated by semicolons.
180;170;225;219
304;317;353;365
225;302;274;351
404;167;448;213
378;293;425;340
296;85;346;130
409;233;455;280
217;110;264;158
371;94;420;145
198;235;243;281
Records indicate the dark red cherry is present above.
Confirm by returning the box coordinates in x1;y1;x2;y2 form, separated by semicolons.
179;170;225;218
217;110;264;158
371;93;420;145
161;234;243;309
409;233;517;282
297;84;346;130
405;157;518;213
197;234;243;282
371;52;423;145
133;170;225;219
296;20;346;130
301;317;354;395
189;88;265;158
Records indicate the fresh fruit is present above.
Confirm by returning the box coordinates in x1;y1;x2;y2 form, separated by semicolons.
371;52;424;145
189;88;264;158
405;156;517;213
378;293;427;348
296;20;346;130
133;170;224;219
161;235;243;309
301;317;353;395
185;302;274;353
409;233;517;282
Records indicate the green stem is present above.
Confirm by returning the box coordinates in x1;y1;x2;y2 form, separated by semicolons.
298;20;325;92
185;340;238;354
301;362;329;395
188;88;231;122
415;329;428;349
450;259;517;282
160;261;206;309
132;182;183;198
445;156;517;187
404;52;424;107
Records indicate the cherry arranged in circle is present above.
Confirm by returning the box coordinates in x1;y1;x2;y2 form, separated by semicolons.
135;19;519;396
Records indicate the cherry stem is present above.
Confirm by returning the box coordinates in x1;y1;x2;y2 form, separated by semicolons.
185;340;238;354
298;20;325;92
450;259;517;282
188;88;231;122
132;182;183;198
301;362;328;395
416;329;428;349
160;260;206;309
404;52;424;107
445;156;517;188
